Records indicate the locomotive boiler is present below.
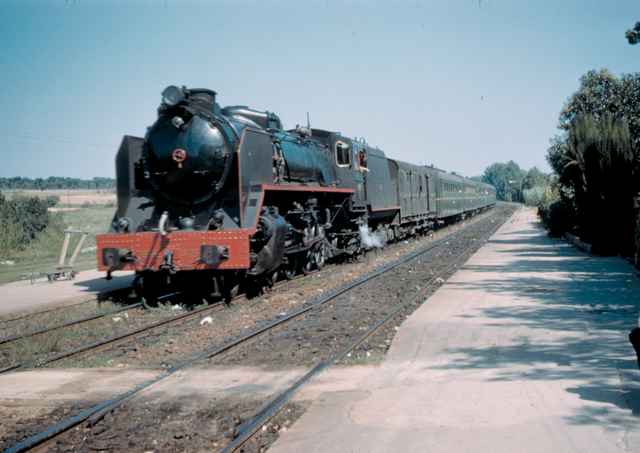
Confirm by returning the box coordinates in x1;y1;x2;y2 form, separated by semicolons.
96;86;496;306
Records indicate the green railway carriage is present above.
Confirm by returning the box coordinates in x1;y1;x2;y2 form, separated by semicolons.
370;155;495;234
432;170;495;219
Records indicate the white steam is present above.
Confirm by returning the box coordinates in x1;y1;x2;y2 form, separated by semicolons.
359;224;385;249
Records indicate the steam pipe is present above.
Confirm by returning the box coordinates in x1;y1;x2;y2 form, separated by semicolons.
159;211;169;236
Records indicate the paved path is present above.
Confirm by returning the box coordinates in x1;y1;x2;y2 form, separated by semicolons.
271;208;640;453
0;270;133;317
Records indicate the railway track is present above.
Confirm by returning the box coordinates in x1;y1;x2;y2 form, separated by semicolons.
0;299;97;325
0;291;224;374
0;208;487;376
0;268;323;375
2;208;497;453
0;287;189;349
0;286;131;326
222;256;463;452
0;303;143;346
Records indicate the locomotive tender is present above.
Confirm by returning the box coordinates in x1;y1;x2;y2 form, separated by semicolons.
96;86;496;304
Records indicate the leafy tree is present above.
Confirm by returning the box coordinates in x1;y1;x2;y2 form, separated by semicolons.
548;114;638;253
547;69;640;255
521;167;548;191
627;21;640;45
558;69;640;148
481;161;526;201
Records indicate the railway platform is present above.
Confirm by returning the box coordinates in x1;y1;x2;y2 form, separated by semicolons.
0;270;133;317
270;207;640;453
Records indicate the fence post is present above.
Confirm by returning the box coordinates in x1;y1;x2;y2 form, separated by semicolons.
58;231;71;267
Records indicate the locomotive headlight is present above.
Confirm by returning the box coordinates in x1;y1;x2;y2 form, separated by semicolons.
161;85;185;106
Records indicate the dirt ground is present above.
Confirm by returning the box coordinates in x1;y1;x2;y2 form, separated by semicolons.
0;204;517;452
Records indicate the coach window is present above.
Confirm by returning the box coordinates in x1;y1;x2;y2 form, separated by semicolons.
335;141;351;167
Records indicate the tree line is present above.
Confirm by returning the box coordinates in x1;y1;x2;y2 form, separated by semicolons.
0;177;115;190
542;69;640;258
477;161;550;206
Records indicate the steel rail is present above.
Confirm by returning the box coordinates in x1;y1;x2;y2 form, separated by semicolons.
0;274;308;376
221;261;464;453
1;207;492;373
0;292;215;374
3;223;461;453
222;300;409;452
222;210;506;452
3;207;500;452
0;303;143;346
0;288;130;325
0;299;93;325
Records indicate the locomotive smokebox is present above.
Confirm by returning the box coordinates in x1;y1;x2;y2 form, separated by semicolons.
143;86;235;206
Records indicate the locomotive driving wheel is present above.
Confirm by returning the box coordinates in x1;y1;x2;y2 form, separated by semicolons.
312;241;327;270
301;249;314;275
282;256;297;280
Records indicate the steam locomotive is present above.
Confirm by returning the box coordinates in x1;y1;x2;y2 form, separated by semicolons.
96;86;496;305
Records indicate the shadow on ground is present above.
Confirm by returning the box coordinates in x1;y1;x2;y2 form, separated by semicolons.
436;221;640;430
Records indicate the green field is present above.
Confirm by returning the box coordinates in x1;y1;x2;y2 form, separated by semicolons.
0;206;115;285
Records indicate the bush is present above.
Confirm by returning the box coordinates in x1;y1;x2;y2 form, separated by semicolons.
536;185;574;237
540;199;574;237
45;195;59;208
548;114;638;254
548;69;640;256
0;192;53;257
0;220;23;258
522;186;547;207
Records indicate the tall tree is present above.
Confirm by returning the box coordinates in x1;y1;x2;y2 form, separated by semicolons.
481;161;525;201
558;69;640;148
521;167;548;190
549;114;638;252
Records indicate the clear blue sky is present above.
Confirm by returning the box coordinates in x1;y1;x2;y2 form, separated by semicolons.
1;0;638;179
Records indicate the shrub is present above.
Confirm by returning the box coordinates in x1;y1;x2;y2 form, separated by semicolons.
540;199;575;237
0;192;53;257
523;186;547;207
548;114;638;254
547;69;640;256
45;195;60;208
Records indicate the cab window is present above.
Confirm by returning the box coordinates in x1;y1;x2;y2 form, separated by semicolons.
335;141;351;167
358;148;368;171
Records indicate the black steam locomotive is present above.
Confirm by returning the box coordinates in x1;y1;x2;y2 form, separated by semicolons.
97;86;496;305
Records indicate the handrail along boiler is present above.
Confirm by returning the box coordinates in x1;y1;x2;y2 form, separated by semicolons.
96;86;496;305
